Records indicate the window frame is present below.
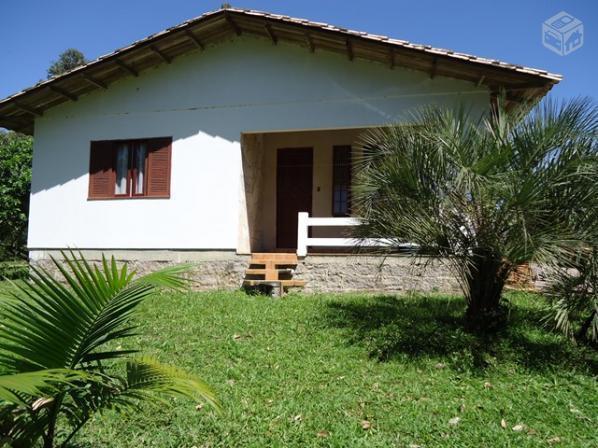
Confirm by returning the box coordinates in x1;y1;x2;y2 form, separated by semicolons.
331;145;352;217
111;139;148;199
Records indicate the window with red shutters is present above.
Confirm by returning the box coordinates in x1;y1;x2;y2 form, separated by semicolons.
88;137;172;199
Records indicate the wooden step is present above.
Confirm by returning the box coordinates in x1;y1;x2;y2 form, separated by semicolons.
245;268;294;276
243;253;305;295
242;279;306;288
250;253;298;264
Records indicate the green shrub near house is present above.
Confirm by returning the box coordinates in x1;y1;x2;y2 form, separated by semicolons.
0;131;32;262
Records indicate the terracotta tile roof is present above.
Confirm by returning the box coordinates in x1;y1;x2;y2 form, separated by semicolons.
0;7;561;134
234;8;560;80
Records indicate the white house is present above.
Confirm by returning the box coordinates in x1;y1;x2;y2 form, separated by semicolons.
0;8;561;292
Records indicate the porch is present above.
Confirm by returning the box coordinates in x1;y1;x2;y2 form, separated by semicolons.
239;127;368;255
239;127;408;294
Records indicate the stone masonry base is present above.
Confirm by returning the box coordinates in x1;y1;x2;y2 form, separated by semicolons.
29;250;464;293
296;254;461;293
29;250;250;290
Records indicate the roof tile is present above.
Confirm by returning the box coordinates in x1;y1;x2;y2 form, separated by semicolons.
0;6;562;117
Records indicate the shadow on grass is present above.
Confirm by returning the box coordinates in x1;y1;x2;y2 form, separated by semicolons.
323;294;597;375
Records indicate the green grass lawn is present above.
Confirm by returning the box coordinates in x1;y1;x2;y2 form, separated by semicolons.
67;290;597;447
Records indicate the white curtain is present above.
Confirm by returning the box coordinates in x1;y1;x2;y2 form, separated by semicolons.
115;143;129;194
134;143;146;194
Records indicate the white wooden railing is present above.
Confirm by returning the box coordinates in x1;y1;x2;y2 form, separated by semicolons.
297;212;401;257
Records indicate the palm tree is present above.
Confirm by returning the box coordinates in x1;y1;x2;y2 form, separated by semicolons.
0;252;218;447
353;97;597;330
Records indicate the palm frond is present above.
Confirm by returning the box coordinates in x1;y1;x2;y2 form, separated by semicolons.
134;263;194;290
63;357;219;423
544;248;598;342
0;369;88;405
120;357;219;411
0;253;211;447
0;252;193;372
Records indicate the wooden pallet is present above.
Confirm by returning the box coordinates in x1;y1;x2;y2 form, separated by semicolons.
242;253;305;294
506;262;535;290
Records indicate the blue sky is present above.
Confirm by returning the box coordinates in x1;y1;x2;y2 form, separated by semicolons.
0;0;596;100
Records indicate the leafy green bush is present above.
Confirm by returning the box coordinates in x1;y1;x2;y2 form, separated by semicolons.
0;260;28;280
0;131;32;260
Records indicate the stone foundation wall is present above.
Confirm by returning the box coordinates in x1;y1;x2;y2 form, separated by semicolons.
29;250;250;290
30;250;463;293
296;254;461;293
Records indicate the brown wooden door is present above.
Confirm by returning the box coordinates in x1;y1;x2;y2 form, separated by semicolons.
276;147;313;250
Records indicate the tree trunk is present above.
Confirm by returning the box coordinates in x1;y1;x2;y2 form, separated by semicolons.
43;397;62;448
43;428;54;448
576;310;596;341
465;249;511;330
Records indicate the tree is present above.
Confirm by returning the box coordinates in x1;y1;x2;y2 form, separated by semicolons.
47;49;87;78
353;97;597;330
0;252;218;447
0;131;32;260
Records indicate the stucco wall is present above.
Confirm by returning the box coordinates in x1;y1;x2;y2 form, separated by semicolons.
28;34;490;252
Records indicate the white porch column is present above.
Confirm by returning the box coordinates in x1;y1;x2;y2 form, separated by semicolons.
297;212;309;257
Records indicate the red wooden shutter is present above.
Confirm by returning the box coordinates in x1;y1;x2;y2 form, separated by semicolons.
146;137;172;198
88;141;115;199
